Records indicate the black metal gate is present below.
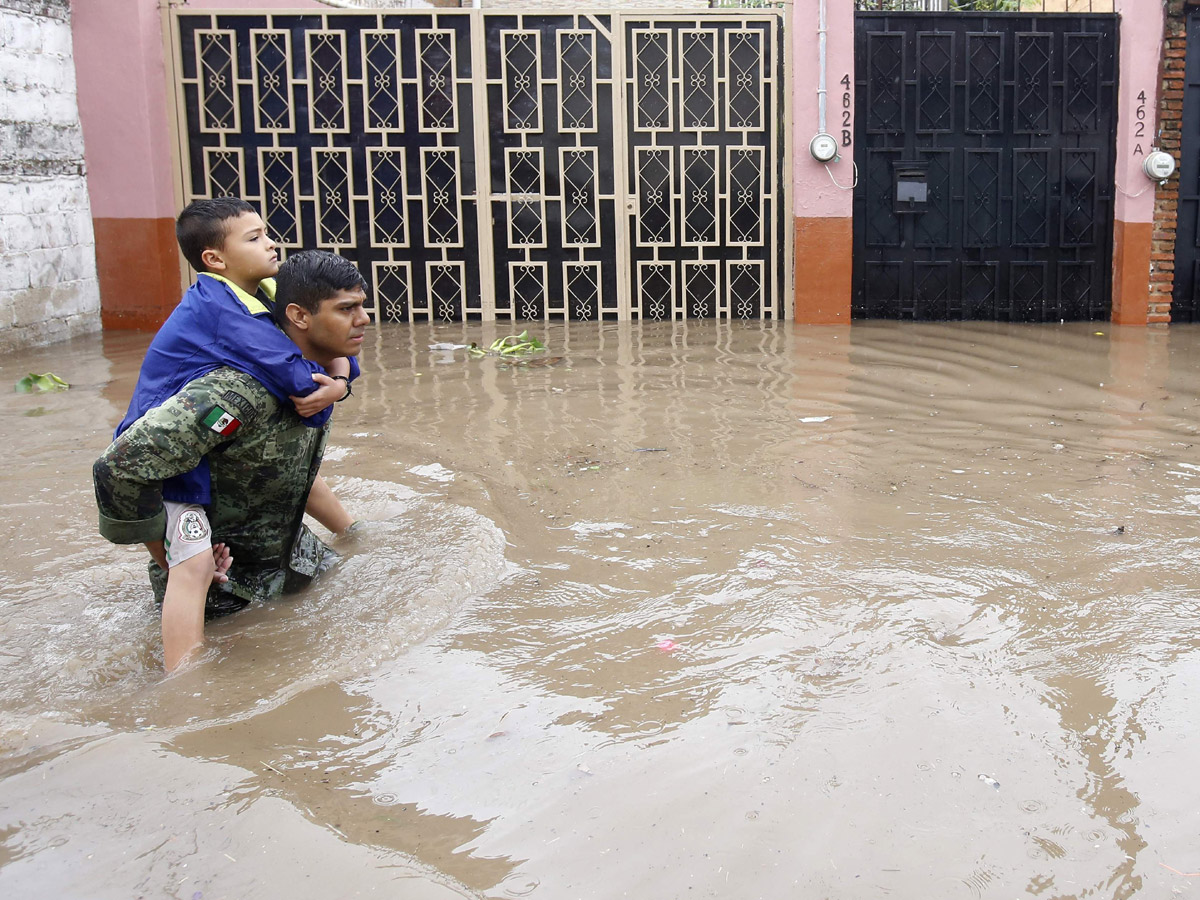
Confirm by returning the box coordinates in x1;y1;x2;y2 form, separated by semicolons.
852;13;1118;321
1174;12;1200;322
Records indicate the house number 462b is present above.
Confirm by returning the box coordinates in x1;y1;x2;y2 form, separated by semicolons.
841;74;852;147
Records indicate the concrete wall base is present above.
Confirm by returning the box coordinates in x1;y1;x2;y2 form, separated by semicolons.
793;217;852;324
93;217;181;330
1112;219;1156;325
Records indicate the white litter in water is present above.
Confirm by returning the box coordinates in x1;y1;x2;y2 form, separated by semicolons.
800;416;832;423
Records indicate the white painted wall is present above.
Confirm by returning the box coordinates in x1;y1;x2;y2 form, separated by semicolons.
0;0;100;353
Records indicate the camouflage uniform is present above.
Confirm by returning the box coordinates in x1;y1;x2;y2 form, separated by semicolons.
94;366;338;617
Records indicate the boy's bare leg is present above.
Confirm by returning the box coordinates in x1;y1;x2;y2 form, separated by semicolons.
306;474;354;535
161;550;215;673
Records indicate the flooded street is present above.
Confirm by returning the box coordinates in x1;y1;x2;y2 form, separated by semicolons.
3;319;1200;899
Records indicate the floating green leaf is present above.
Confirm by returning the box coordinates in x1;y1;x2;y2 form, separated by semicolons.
469;331;548;360
15;373;70;393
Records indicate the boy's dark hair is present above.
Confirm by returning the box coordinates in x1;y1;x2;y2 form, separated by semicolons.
273;251;366;326
176;197;257;272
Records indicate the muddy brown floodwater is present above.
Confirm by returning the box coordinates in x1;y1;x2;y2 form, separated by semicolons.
2;320;1200;899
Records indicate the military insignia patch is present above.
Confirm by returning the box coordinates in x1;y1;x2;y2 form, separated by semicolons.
178;510;210;543
202;405;241;435
220;391;258;425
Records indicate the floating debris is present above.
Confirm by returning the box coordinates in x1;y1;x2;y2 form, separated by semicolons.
469;331;547;359
14;373;69;393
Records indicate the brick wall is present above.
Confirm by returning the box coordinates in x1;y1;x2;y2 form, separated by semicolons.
0;0;100;353
1154;0;1198;323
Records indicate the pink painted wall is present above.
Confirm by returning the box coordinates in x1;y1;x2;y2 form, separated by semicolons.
72;0;324;222
72;0;175;219
1113;0;1165;224
791;0;855;219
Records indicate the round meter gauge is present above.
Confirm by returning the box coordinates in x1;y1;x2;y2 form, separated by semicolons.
1143;150;1176;181
809;132;839;163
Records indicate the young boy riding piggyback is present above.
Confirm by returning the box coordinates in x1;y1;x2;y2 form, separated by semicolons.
115;198;361;666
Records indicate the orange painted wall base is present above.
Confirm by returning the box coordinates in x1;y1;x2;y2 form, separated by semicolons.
793;217;852;324
94;217;182;330
1111;218;1154;325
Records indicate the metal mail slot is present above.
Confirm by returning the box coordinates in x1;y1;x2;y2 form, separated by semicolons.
893;160;929;215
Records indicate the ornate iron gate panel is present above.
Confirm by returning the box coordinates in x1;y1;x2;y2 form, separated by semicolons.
852;13;1118;321
481;14;621;322
1174;11;1200;322
169;9;788;322
620;14;788;319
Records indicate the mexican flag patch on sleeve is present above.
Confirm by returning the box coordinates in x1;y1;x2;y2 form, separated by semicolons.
202;405;242;435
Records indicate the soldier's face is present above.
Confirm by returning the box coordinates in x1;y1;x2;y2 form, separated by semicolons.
306;287;370;360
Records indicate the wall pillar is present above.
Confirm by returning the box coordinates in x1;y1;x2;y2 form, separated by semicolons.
791;0;855;324
1111;0;1167;325
70;0;179;330
70;0;323;332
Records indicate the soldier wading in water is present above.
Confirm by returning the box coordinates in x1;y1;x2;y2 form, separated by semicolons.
94;251;370;672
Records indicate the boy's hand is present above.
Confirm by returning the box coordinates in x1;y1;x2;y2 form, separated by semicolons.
211;542;232;584
291;373;346;417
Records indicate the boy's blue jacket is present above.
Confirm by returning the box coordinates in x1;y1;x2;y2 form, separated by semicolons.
115;273;360;505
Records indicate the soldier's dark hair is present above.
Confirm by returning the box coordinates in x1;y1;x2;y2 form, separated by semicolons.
273;251;366;324
176;198;258;272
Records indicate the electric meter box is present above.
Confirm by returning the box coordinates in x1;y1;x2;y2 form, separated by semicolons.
1143;151;1177;182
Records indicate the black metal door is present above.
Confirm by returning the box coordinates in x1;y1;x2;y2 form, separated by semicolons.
1174;12;1200;322
853;13;1118;321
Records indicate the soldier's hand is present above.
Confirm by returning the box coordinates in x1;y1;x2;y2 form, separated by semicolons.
211;542;232;584
291;373;343;418
145;540;168;570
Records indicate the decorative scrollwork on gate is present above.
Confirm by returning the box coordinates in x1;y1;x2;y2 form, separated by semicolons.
1013;149;1049;247
252;31;292;132
1064;33;1101;133
681;31;717;130
634;30;672;131
727;31;764;131
565;263;600;321
559;31;597;132
259;148;300;246
1061;150;1097;247
506;149;545;248
308;32;348;133
314;149;354;246
368;148;408;247
917;33;953;133
175;10;784;323
418;30;457;132
197;30;238;132
503;31;541;132
422;148;461;247
204;147;243;198
637;148;673;246
966;33;1003;133
363;30;403;132
683;148;718;245
866;32;903;133
1015;33;1051;134
561;149;599;247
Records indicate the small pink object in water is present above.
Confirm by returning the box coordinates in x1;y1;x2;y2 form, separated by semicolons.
655;639;679;652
